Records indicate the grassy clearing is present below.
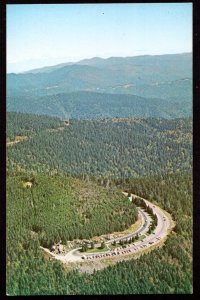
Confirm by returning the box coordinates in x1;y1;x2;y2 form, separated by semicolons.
79;246;109;254
138;235;146;241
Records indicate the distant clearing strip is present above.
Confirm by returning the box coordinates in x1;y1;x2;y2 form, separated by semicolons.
6;136;30;146
47;127;65;133
7;126;66;147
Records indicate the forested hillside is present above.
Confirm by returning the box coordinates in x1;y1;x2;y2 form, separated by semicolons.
7;172;137;249
7;113;192;178
7;172;192;295
7;91;192;120
7;112;63;141
102;78;192;99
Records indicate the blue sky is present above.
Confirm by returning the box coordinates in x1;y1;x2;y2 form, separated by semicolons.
7;3;192;73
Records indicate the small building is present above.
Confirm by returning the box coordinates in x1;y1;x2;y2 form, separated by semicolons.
83;239;91;244
105;234;114;240
64;120;70;126
67;241;74;248
128;196;132;202
51;245;56;252
23;182;33;189
58;244;64;253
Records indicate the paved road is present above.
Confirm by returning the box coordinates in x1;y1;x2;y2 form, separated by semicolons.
64;207;151;261
42;193;172;263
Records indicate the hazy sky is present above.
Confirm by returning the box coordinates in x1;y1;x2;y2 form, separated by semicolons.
7;3;192;73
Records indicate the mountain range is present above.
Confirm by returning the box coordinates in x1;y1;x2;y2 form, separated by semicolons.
7;53;192;119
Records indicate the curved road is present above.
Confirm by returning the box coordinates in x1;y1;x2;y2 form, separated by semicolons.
43;193;173;263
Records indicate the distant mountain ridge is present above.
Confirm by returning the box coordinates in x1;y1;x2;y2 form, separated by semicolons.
16;52;191;75
7;53;192;97
7;53;192;119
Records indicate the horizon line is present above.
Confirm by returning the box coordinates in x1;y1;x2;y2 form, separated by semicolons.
7;51;192;75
